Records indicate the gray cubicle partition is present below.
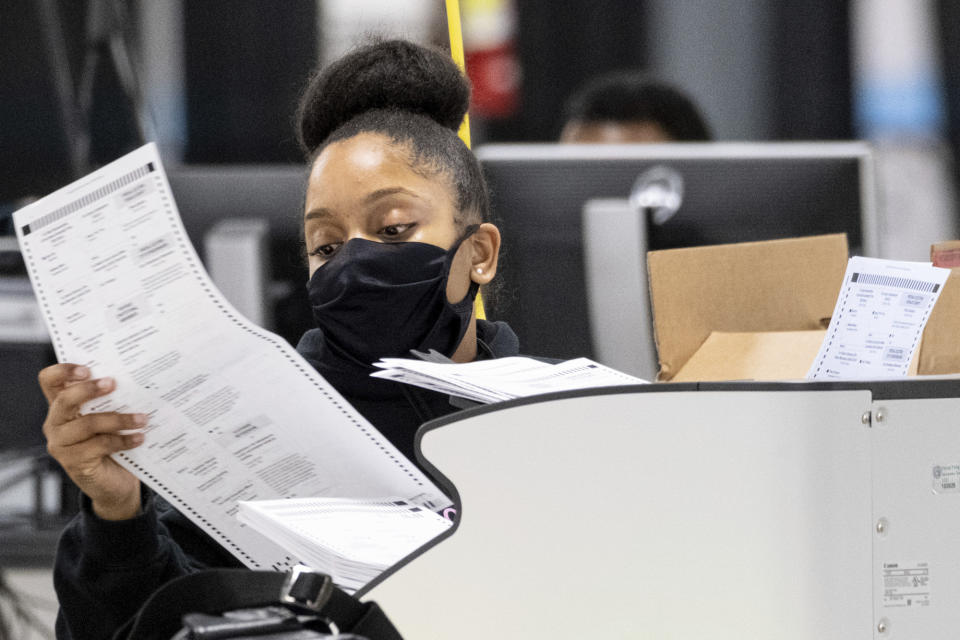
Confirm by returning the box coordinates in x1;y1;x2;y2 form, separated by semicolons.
364;378;960;640
582;198;657;380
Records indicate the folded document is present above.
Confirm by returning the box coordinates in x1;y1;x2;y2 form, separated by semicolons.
372;356;648;404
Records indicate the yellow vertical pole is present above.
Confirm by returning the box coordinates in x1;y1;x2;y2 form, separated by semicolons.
445;0;486;319
445;0;473;148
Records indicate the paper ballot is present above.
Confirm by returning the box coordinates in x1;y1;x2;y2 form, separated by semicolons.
807;256;950;380
237;497;452;593
372;356;647;404
13;144;450;579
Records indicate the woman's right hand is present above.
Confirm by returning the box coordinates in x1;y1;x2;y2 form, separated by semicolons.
39;363;147;521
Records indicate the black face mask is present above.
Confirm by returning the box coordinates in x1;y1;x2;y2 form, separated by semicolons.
306;227;479;369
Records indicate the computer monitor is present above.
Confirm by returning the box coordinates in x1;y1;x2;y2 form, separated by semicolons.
477;142;877;361
166;165;312;345
166;165;308;257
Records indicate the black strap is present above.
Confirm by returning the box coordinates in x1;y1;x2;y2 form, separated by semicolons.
349;602;405;640
117;569;403;640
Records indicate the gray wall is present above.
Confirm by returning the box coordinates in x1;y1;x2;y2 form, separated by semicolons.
646;0;775;140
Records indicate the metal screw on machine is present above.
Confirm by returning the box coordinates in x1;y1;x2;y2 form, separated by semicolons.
875;408;886;423
877;618;889;634
876;518;888;535
861;411;872;425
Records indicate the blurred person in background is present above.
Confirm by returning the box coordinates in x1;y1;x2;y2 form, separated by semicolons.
560;71;712;143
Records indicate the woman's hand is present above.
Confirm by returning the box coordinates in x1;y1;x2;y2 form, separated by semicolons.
39;364;147;520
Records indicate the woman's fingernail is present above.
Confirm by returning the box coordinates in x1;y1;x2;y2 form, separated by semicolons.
73;366;90;379
96;377;114;390
133;413;148;427
130;433;145;446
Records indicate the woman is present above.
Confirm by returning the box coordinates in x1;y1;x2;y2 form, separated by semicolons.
39;39;519;639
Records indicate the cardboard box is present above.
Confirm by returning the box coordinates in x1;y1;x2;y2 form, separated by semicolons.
647;234;849;382
918;241;960;375
672;330;827;382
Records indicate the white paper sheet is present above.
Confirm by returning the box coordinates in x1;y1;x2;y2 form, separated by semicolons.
237;497;451;593
13;144;450;571
807;256;950;380
372;356;647;403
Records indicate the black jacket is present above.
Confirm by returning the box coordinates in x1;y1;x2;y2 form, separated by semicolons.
53;320;521;639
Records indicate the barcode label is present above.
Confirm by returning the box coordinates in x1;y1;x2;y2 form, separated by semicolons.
21;162;155;235
851;272;940;293
932;464;960;494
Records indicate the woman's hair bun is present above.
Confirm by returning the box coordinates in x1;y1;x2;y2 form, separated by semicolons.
297;39;471;154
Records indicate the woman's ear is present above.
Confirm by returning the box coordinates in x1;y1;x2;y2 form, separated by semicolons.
469;223;500;284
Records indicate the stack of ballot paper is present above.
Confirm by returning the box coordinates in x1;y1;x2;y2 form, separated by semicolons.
371;356;647;404
237;497;452;593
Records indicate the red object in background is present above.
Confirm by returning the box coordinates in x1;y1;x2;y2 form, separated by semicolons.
466;43;520;119
461;0;520;120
